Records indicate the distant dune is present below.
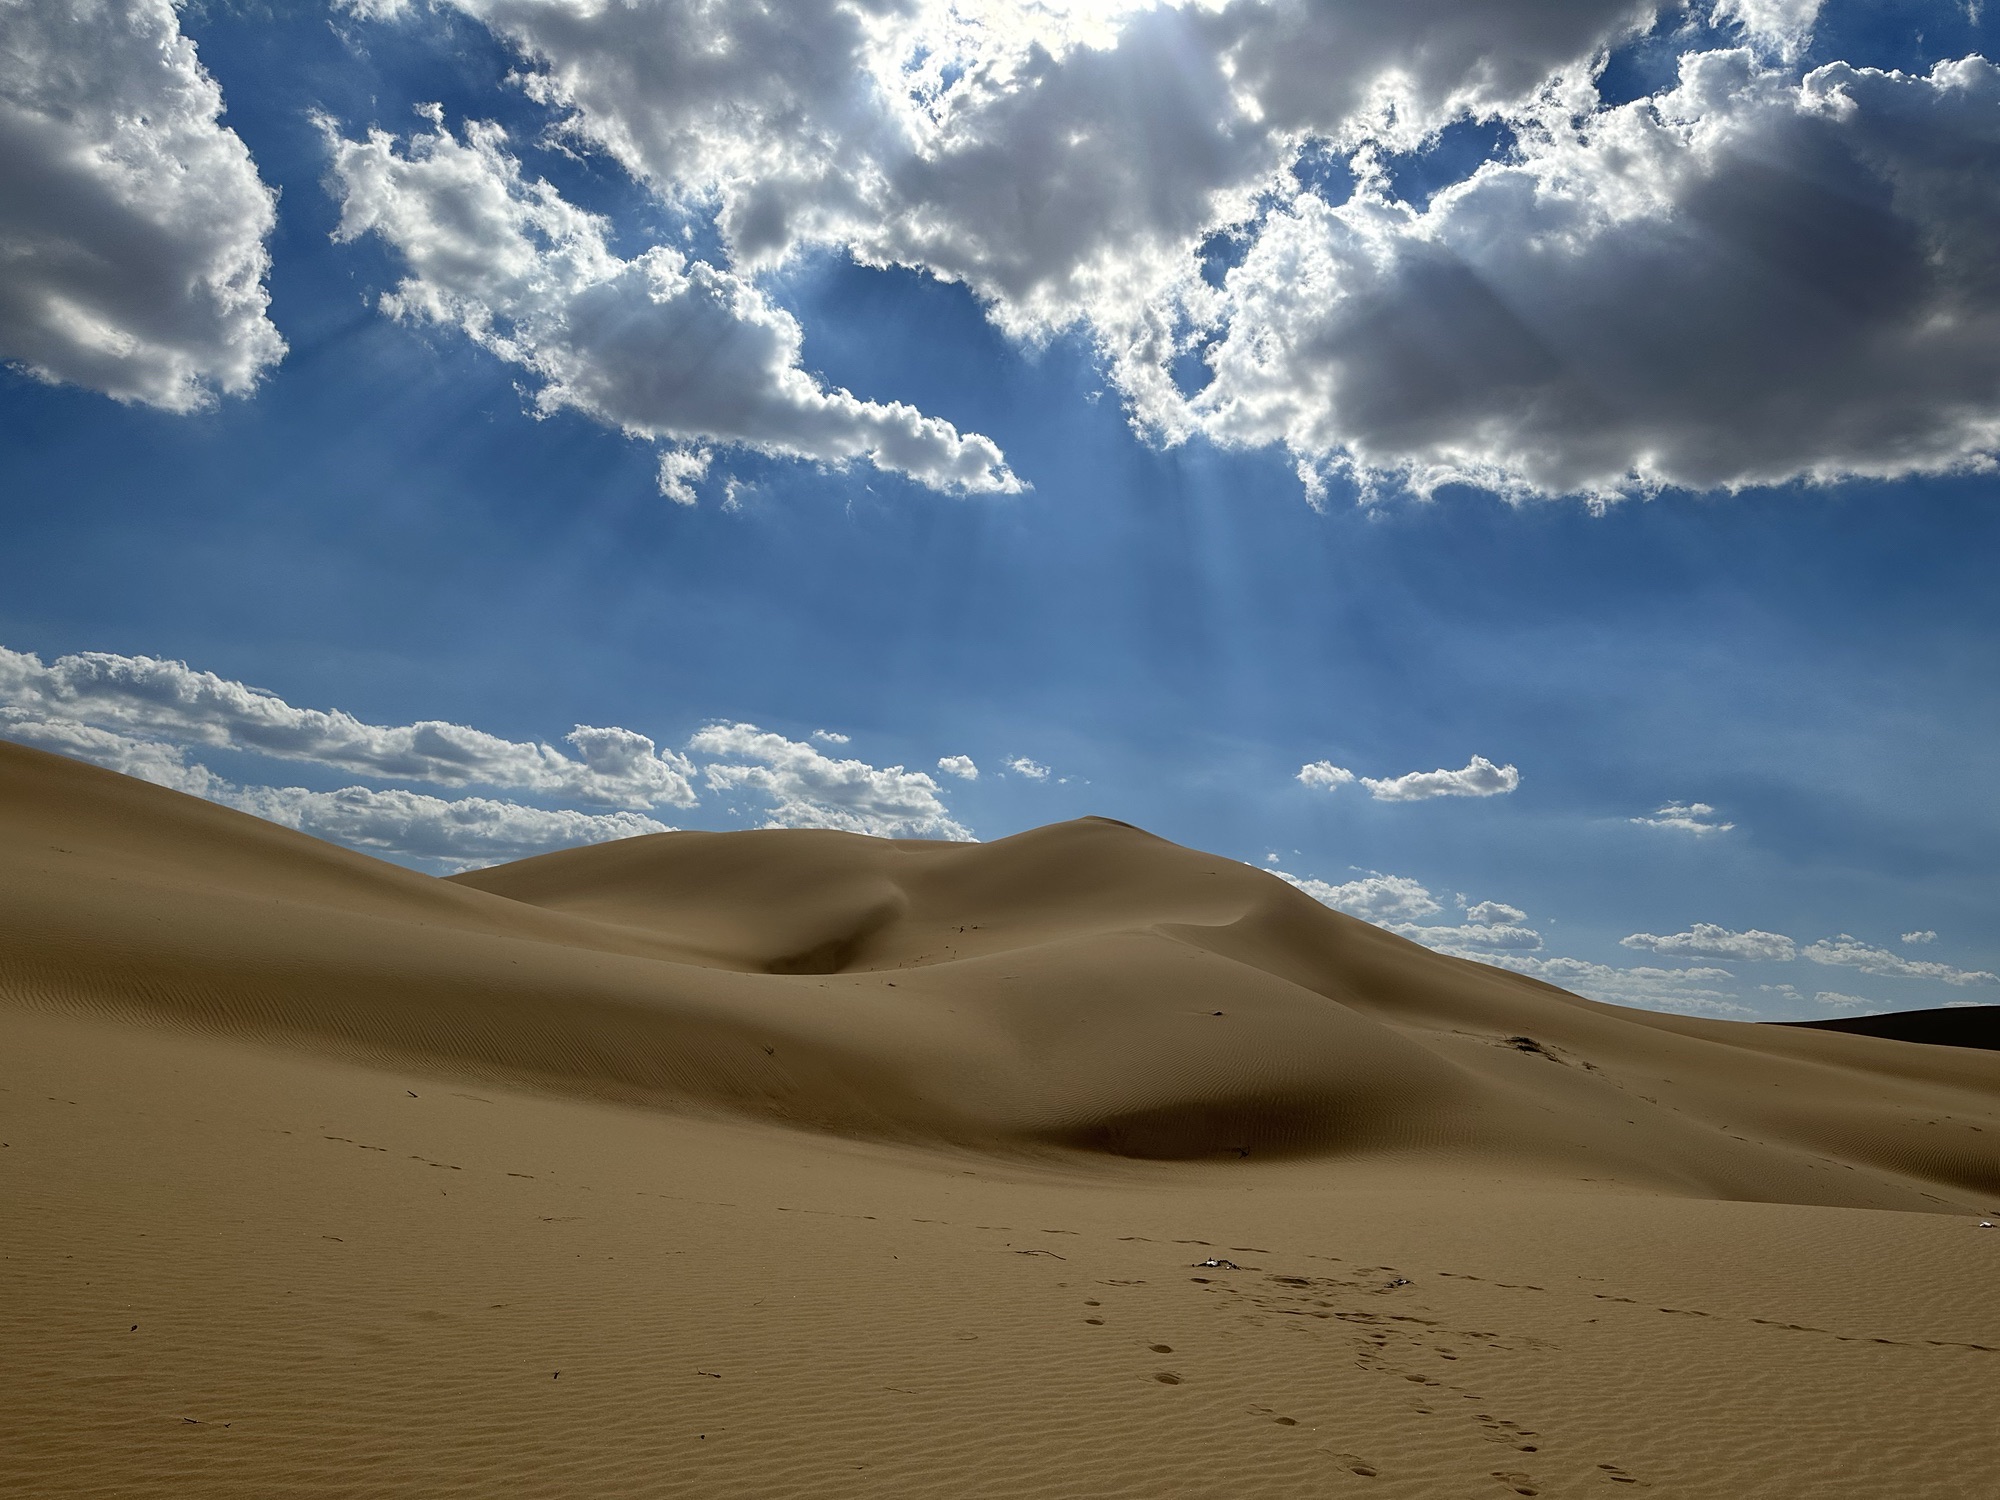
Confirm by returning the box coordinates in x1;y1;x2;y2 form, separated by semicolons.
1782;1005;2000;1052
3;739;1995;1498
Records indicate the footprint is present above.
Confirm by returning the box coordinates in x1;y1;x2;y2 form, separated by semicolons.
1273;1416;1298;1426
1153;1372;1183;1385
1333;1453;1378;1477
1084;1318;1104;1325
1491;1472;1539;1496
1149;1343;1173;1353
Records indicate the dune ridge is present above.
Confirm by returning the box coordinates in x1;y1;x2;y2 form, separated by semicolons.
1;738;1994;1209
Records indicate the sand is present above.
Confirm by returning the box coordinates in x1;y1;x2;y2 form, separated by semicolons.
2;739;1995;1497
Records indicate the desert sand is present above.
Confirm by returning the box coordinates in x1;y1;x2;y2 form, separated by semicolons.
2;738;1995;1497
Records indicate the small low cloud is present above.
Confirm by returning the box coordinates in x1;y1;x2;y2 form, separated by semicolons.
1394;920;1544;954
1006;756;1051;781
236;783;669;869
692;722;972;840
810;729;850;745
1463;900;1527;927
1803;934;1996;987
1621;923;1797;963
1813;991;1875;1010
1901;930;1938;945
0;713;663;870
937;754;979;781
1272;868;1443;924
0;646;696;809
1631;802;1735;835
1491;955;1752;1017
1297;760;1355;791
1361;756;1519;802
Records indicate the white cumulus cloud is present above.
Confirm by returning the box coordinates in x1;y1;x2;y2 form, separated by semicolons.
364;1;2000;503
692;722;972;839
0;713;664;871
1813;990;1874;1009
1632;802;1736;835
324;110;1018;497
1621;923;1798;962
1297;760;1355;790
0;646;696;809
1493;955;1752;1016
1273;868;1444;924
1393;920;1545;954
937;754;979;781
1803;934;1996;986
0;0;284;410
1361;755;1520;802
1901;929;1938;945
1005;756;1051;781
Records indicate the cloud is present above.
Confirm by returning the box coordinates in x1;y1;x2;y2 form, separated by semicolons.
0;646;696;809
1463;900;1529;927
0;713;664;870
232;784;667;869
811;729;850;744
0;0;283;410
324;110;1019;497
1190;50;2000;500
392;2;2000;502
1005;756;1051;781
1813;990;1874;1009
1621;923;1798;962
1631;802;1736;835
937;754;979;781
440;0;1656;343
1803;934;1997;986
1901;929;1938;945
1394;920;1544;954
0;711;227;797
1297;760;1355;791
1361;755;1520;802
1273;869;1444;924
691;722;972;839
1487;954;1753;1016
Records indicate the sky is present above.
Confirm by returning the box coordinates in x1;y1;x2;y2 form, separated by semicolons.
2;0;1998;1022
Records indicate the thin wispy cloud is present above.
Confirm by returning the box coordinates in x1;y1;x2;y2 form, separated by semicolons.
1803;934;1997;986
1632;802;1735;835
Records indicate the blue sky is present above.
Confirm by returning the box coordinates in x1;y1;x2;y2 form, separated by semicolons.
2;0;1997;1019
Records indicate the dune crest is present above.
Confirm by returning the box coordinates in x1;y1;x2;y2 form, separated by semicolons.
1;740;1995;1208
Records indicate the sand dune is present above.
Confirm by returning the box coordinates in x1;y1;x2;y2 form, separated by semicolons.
1788;1004;2000;1052
3;739;1996;1497
2;740;1992;1203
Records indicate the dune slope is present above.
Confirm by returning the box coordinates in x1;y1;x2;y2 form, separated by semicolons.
1;739;1995;1209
